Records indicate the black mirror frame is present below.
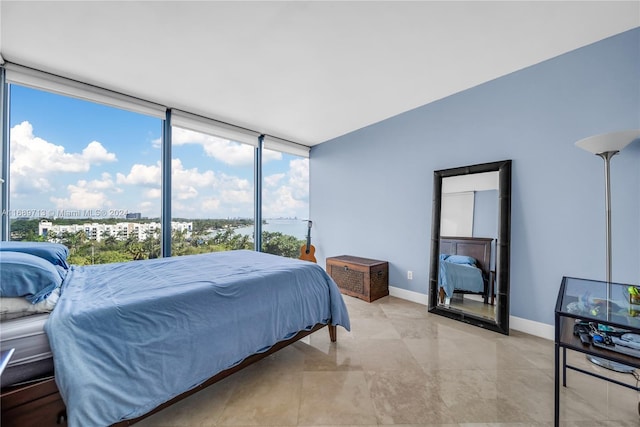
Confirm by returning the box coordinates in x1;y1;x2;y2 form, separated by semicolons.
428;159;512;335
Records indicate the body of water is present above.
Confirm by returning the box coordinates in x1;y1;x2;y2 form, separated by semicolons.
234;219;310;240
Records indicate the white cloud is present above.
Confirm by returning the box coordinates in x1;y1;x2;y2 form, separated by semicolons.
172;128;253;166
172;201;197;216
262;148;284;163
50;174;119;210
116;162;161;186
197;173;252;215
50;189;108;211
172;158;215;188
265;173;285;188
220;189;252;204
82;141;117;163
217;172;251;191
10;121;117;195
172;127;281;166
79;172;120;191
263;185;306;217
114;158;254;217
144;188;162;199
137;201;156;217
288;158;309;199
201;198;221;211
262;158;309;218
174;186;198;200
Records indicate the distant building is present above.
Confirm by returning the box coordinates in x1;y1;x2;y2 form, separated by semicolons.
38;220;192;242
125;212;142;219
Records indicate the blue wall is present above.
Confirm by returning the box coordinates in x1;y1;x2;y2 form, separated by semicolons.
310;28;640;327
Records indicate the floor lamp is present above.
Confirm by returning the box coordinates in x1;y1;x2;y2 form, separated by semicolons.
575;129;639;372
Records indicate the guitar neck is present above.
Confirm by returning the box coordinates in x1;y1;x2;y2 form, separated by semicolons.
305;221;312;253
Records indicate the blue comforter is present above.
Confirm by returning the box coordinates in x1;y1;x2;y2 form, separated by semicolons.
45;250;350;427
438;260;485;298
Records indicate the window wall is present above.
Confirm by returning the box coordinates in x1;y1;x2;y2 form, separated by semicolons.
1;66;310;263
7;84;163;265
170;125;255;256
261;150;309;258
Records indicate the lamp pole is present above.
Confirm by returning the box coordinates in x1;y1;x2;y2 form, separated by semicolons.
576;130;639;374
598;150;617;316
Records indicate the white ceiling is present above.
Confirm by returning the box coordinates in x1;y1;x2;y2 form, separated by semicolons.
1;1;638;146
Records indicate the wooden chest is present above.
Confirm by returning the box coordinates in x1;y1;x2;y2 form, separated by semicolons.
326;255;389;302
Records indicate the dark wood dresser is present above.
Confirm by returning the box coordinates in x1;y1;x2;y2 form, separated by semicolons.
326;255;389;302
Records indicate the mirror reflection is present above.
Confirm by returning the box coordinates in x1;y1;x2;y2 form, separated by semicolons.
428;160;511;335
437;171;498;321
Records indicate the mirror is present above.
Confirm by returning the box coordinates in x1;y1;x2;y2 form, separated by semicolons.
428;160;511;335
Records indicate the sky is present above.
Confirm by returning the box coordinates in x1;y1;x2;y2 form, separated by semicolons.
8;85;309;221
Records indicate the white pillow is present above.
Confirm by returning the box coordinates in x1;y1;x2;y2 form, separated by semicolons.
0;286;60;320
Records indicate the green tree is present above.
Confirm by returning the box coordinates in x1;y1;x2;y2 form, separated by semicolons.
95;250;132;264
171;229;189;256
9;219;40;240
127;241;146;260
102;230;118;249
61;230;87;254
261;232;304;258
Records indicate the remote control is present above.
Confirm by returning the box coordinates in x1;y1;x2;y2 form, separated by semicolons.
579;333;591;345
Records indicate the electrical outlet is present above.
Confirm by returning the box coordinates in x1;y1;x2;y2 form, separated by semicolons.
407;271;413;280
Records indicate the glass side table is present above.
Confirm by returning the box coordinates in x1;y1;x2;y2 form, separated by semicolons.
555;276;640;426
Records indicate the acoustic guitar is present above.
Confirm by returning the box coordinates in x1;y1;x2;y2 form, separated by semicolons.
299;220;317;263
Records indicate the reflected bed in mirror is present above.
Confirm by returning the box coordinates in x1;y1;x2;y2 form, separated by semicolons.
439;236;494;320
428;160;511;335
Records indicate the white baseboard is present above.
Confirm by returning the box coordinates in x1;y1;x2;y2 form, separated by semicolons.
388;285;553;340
509;316;554;340
389;285;428;305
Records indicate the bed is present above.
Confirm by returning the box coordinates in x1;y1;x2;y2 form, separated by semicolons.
0;244;350;427
438;236;494;304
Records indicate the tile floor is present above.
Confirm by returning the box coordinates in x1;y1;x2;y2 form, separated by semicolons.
137;296;639;426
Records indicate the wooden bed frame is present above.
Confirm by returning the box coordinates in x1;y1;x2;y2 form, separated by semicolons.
1;323;337;426
439;236;494;304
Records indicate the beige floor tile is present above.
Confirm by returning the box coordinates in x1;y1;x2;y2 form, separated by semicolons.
364;369;457;424
135;376;236;426
297;371;378;425
389;316;443;339
293;337;363;372
558;370;639;422
500;331;555;370
347;315;402;340
355;338;423;371
376;296;431;319
341;295;389;319
216;368;303;426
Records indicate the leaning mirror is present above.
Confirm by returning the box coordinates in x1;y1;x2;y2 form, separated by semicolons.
428;160;511;335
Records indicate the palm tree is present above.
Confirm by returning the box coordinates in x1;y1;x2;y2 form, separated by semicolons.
127;242;146;261
103;230;118;249
143;229;160;259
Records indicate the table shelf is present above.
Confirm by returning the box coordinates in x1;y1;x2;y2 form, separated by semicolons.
554;276;640;426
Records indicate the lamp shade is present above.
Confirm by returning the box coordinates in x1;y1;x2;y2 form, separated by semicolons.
575;130;640;154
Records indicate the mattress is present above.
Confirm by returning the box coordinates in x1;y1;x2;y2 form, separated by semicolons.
0;313;53;387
